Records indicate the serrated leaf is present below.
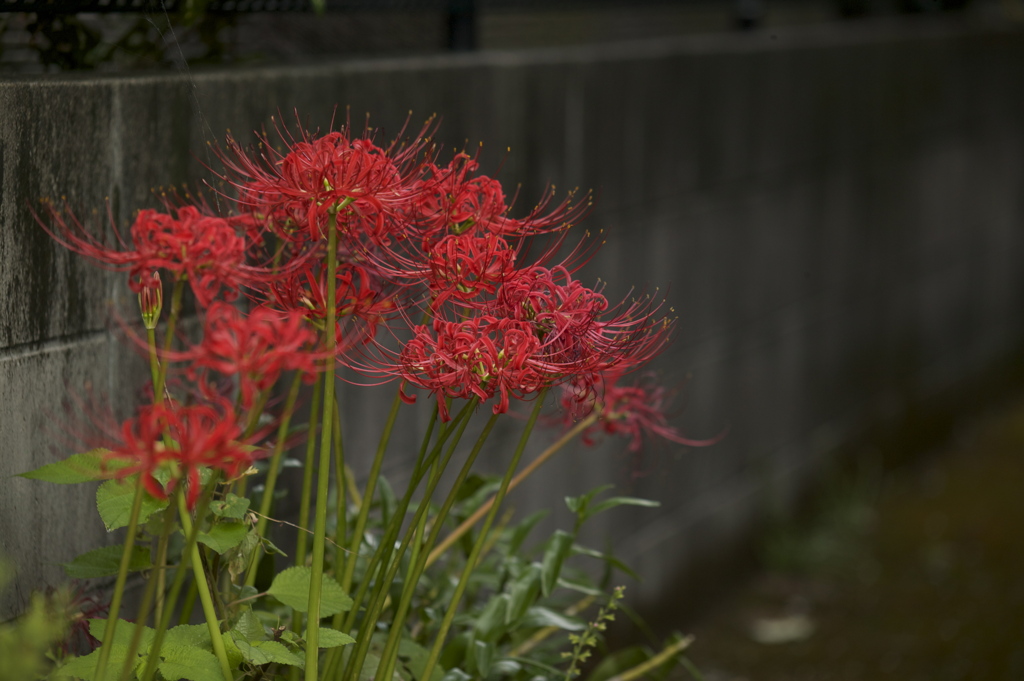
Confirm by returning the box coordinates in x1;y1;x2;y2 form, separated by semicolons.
519;606;585;631
197;522;248;554
96;478;168;532
308;626;355;648
163;623;211;648
88;618;155;648
268;566;352;615
18;448;119;484
233;637;305;667
210;493;250;519
157;644;223;681
63;545;150;579
230;608;266;642
54;645;127;680
540;530;575;597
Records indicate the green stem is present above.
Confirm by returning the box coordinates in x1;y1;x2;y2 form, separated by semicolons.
140;485;217;681
177;493;234;681
343;407;482;681
93;476;147;681
376;412;500;681
119;494;177;681
323;402;468;681
427;411;599;567
146;328;160;398
419;391;549;681
305;209;341;680
332;387;347;576
244;371;304;589
295;378;322;568
155;277;186;401
605;636;695;681
338;387;403;596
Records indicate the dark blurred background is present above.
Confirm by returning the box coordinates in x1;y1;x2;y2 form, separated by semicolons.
0;0;1015;71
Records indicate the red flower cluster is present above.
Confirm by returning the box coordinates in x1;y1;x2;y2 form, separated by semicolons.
558;372;722;454
181;302;320;409
41;204;247;307
105;401;255;509
44;114;697;493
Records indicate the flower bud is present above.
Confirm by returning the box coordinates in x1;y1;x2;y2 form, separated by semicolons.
138;271;163;330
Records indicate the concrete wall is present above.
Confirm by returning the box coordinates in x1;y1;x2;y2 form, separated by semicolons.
2;17;1024;620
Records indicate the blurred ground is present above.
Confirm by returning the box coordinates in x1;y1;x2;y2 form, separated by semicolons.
679;394;1024;681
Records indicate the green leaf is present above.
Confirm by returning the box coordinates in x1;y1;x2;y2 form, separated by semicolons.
471;639;493;677
308;626;355;648
196;522;249;554
507;510;549;556
54;646;128;681
268;566;352;615
88;618;155;648
233;637;305;667
397;638;446;681
556;578;603;596
96;478;168;532
226;530;261;583
210;493;250;519
163;623;212;648
571;546;640;581
540;530;575;597
473;594;508;642
519;606;585;631
587;496;660;518
63;545;150;579
17;448;118;484
230;608;266;643
506;564;542;625
157;644;224;681
565;485;613;516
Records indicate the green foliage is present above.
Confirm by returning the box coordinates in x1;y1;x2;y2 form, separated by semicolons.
267;566;352;616
562;586;624;681
96;478;167;532
196;521;249;554
0;563;67;681
62;545;151;579
211;493;251;520
308;627;355;649
18;449;119;484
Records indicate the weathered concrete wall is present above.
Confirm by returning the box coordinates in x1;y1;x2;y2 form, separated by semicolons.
2;17;1024;621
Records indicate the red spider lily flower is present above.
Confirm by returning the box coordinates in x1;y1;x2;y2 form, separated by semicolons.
179;303;320;409
406;154;588;245
39;203;247;308
267;263;397;347
406;155;508;242
558;372;723;453
104;401;258;509
494;266;674;385
217;117;435;243
398;316;547;421
424;233;517;309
